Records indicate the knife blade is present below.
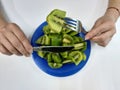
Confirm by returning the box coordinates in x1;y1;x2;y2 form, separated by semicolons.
33;46;74;52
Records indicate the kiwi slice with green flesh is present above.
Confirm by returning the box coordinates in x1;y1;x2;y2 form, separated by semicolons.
63;34;73;44
48;62;63;69
47;9;66;33
69;51;83;65
49;9;66;18
43;25;51;34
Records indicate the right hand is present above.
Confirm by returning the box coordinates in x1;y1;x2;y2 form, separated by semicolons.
85;7;119;47
0;23;33;57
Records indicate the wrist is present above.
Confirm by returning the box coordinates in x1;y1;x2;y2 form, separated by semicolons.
107;7;120;15
0;12;8;28
0;18;8;28
104;7;120;22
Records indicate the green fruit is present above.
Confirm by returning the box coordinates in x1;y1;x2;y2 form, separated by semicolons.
47;9;66;33
48;62;63;69
69;51;83;65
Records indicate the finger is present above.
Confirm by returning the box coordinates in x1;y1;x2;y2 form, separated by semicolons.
91;29;115;46
97;38;111;47
8;23;33;54
0;33;21;55
0;44;13;55
85;22;114;40
3;30;29;56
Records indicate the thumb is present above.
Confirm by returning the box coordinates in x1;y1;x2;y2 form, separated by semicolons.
85;23;105;40
85;28;98;40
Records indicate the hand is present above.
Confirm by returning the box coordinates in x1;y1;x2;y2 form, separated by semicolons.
0;23;33;56
85;9;119;47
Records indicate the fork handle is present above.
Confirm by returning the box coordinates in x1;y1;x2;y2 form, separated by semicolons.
81;27;88;35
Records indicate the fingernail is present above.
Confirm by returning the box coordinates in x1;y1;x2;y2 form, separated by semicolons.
85;36;89;40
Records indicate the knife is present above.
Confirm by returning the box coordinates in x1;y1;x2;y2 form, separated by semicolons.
33;40;87;52
33;46;74;52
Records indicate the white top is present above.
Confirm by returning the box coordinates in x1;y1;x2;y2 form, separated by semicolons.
1;0;120;90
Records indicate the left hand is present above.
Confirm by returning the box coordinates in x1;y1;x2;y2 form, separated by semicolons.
85;8;119;47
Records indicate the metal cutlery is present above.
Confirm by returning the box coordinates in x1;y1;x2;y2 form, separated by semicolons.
64;17;88;34
33;46;74;52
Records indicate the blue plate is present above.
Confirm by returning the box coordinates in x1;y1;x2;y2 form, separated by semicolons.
31;21;91;77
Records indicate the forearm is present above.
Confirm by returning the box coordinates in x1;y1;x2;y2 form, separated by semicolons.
109;0;120;10
105;0;120;22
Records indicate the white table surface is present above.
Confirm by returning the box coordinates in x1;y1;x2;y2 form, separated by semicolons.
0;0;120;90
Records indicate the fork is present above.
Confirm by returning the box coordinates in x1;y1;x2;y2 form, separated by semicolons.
64;17;88;35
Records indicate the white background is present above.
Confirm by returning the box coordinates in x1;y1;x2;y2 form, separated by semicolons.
0;0;120;90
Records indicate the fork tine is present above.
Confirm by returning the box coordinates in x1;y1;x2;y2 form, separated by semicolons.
65;21;76;26
64;17;77;22
64;17;88;34
64;17;77;27
65;25;76;31
65;18;80;32
64;17;78;31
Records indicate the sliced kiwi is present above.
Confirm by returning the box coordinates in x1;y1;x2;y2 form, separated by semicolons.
47;9;66;33
49;9;66;18
48;62;63;69
69;51;83;65
63;34;73;44
43;25;51;34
